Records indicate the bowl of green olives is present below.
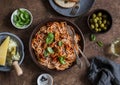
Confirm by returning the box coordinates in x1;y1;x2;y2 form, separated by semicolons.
87;9;112;33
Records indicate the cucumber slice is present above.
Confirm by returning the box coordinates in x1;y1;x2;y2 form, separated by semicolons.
24;19;30;25
13;9;31;28
13;15;19;23
15;22;23;27
24;12;30;19
17;10;21;16
24;11;30;19
18;21;24;26
20;13;26;21
18;9;25;13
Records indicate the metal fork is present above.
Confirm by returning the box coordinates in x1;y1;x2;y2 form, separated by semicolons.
65;23;82;69
70;0;80;15
68;26;90;67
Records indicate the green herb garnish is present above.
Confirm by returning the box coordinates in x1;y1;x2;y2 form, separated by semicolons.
58;56;66;64
46;33;54;44
58;41;63;46
43;50;49;57
44;47;54;57
90;34;96;41
47;47;54;54
97;41;103;47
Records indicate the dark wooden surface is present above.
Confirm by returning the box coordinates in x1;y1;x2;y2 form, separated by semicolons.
0;0;120;85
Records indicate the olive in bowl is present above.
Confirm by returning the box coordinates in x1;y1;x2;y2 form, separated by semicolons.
87;9;112;33
11;8;33;29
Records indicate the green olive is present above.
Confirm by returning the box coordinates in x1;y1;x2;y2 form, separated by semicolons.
94;19;97;23
103;15;107;18
96;17;99;21
99;17;102;21
92;14;96;18
95;23;99;28
98;28;102;32
90;19;93;23
100;24;105;28
103;20;107;24
91;24;95;29
98;12;102;17
98;20;102;24
95;28;99;32
103;27;107;30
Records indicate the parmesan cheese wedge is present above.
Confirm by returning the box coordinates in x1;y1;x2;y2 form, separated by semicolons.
0;36;10;66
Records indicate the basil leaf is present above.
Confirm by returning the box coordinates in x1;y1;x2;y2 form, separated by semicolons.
97;41;103;47
43;50;49;57
90;34;96;41
58;56;66;64
58;41;63;46
46;33;54;44
47;47;54;54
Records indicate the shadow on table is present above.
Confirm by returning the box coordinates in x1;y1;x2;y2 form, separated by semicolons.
3;11;13;30
74;13;93;35
41;0;60;17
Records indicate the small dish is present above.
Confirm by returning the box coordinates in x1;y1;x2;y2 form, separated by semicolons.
11;8;33;29
0;32;24;71
87;9;112;33
37;73;53;85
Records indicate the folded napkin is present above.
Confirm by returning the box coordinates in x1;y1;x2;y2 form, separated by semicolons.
88;56;120;85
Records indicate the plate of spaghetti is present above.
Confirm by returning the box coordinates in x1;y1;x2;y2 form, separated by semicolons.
29;18;85;71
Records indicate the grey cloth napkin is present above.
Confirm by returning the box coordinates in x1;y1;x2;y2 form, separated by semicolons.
88;56;120;85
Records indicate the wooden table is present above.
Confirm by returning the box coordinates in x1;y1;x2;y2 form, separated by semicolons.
0;0;120;85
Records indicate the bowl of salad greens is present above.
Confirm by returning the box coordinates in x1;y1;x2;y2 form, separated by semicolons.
11;8;33;29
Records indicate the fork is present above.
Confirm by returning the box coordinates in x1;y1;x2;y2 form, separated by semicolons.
70;0;80;15
68;26;90;67
65;24;82;68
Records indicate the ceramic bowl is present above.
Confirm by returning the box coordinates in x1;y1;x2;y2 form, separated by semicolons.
87;9;112;33
37;73;53;85
29;18;85;72
0;32;24;71
11;8;33;29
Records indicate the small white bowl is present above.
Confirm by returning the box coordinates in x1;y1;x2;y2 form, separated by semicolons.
11;8;33;29
37;73;53;85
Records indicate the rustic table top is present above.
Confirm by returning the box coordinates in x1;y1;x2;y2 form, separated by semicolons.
0;0;120;85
